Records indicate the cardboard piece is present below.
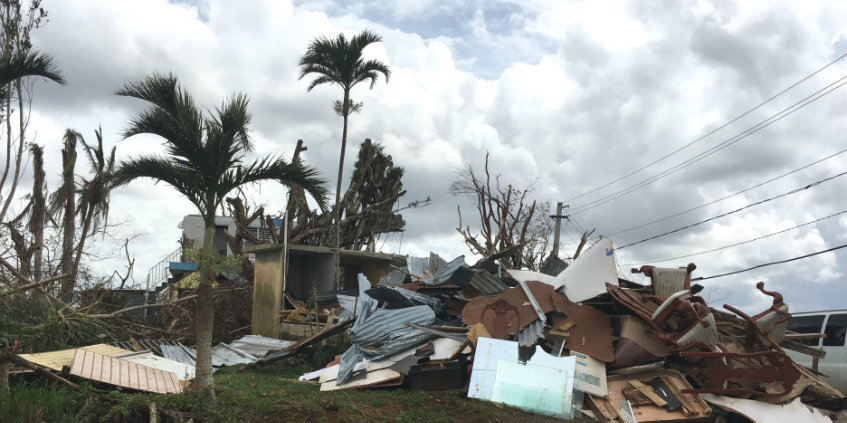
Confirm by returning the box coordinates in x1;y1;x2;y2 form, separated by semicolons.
572;352;608;397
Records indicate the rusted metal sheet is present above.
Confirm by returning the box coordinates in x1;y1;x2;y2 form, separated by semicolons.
69;349;183;394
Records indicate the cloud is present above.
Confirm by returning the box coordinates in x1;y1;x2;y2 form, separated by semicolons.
6;0;843;315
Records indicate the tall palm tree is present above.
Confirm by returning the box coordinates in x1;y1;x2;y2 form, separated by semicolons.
299;30;389;285
113;73;327;393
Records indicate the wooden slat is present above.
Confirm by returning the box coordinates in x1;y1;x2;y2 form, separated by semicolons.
91;353;103;381
154;368;167;393
628;379;667;407
120;360;130;388
100;352;111;381
162;371;176;393
81;350;94;379
69;350;85;375
137;362;149;392
110;354;121;385
128;361;137;389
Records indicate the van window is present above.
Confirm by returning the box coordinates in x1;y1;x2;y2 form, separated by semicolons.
823;313;847;347
787;315;825;346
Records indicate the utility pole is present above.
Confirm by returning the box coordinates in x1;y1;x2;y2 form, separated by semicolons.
550;203;569;257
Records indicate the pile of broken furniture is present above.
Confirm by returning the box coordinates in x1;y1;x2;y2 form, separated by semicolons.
271;238;845;422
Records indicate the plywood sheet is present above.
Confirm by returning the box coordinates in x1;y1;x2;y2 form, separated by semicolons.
18;344;134;371
69;349;182;394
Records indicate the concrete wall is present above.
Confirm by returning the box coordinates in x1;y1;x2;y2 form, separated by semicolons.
250;247;284;338
287;252;334;300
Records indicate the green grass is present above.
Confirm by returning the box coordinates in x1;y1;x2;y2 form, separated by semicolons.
1;344;593;423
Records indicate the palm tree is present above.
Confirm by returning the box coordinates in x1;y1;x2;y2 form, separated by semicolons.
299;30;389;285
113;73;327;393
0;50;65;224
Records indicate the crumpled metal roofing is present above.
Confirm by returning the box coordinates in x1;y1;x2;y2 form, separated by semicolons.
349;304;435;347
518;318;546;347
229;335;295;357
159;335;294;368
384;285;445;314
338;330;437;384
406;256;429;278
468;269;509;295
421;256;473;286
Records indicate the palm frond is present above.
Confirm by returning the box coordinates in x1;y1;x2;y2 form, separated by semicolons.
0;50;65;86
231;156;328;209
113;156;206;212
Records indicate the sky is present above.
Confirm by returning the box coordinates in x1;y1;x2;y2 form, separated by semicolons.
11;0;846;314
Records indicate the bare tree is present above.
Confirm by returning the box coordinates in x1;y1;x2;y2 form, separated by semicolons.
266;138;428;252
450;152;552;270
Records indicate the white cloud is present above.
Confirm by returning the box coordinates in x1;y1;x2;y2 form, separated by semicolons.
3;0;841;314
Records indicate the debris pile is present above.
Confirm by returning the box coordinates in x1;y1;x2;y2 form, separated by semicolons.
280;238;845;422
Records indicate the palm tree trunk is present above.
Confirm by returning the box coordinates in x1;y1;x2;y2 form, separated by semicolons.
192;220;216;396
333;89;350;289
59;136;77;302
31;145;45;282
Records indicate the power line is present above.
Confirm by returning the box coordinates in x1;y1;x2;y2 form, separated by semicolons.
569;76;847;216
616;170;847;250
605;149;847;237
563;53;847;204
695;243;847;281
620;210;846;266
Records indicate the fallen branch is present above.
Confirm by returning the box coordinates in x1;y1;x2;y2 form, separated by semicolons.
0;351;79;389
86;294;198;319
0;271;69;297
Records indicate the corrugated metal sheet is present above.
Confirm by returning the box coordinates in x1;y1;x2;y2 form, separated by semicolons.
160;343;196;366
428;252;447;273
469;270;509;295
422;256;472;286
384;285;445;314
378;269;408;286
229;335;295;357
406;256;429;278
349;305;435;347
518;319;545;347
210;342;257;366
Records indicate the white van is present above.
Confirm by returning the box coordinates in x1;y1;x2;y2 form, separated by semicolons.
784;310;847;394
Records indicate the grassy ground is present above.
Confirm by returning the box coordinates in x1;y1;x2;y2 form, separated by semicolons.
1;346;596;423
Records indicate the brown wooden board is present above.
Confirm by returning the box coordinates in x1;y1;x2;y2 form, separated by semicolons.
69;349;182;394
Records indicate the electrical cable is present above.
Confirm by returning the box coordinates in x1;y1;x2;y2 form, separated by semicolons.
569;76;847;215
620;210;846;266
564;53;847;204
695;244;847;281
616;170;847;250
604;149;847;237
